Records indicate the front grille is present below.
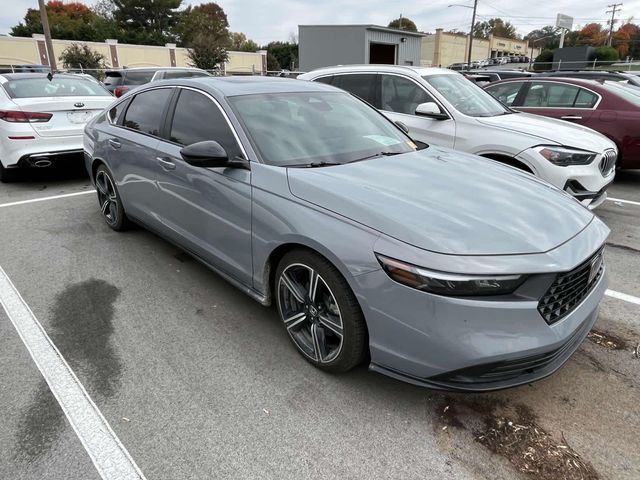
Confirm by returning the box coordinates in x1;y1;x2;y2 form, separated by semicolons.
538;248;604;325
599;149;617;177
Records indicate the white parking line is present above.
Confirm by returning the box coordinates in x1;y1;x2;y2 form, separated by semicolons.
608;197;640;207
0;190;94;209
0;266;146;480
605;289;640;306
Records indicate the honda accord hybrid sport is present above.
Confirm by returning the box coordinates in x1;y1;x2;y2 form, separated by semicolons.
84;77;609;391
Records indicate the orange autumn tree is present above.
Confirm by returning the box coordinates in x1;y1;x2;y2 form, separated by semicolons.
613;23;640;58
575;23;607;46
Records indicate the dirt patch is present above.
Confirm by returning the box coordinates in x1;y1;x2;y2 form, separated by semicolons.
587;329;628;350
437;397;600;480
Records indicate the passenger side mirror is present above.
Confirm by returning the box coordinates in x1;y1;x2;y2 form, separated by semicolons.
415;102;448;120
180;141;229;168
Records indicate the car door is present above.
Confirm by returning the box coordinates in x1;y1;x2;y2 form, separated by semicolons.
154;87;253;285
514;81;596;126
378;73;455;148
109;87;173;224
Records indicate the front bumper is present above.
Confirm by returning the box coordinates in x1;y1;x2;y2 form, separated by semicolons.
352;223;609;392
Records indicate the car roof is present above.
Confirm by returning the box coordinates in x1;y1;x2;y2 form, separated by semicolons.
300;64;458;77
0;72;87;81
147;75;339;97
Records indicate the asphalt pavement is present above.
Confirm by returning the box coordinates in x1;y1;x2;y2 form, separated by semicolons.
1;166;639;480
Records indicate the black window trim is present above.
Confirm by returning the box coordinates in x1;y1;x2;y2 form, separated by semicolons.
160;85;249;161
118;86;175;140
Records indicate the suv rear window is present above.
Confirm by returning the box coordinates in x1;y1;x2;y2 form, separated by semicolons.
124;70;156;85
103;72;123;86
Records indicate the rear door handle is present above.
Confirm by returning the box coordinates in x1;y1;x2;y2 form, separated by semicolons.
156;157;176;170
108;138;121;149
560;115;582;120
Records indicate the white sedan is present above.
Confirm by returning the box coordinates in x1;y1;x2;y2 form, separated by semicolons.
299;66;618;209
0;73;114;182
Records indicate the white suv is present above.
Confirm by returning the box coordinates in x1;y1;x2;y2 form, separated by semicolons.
298;66;617;209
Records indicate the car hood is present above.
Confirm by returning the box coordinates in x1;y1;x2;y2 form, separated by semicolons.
476;112;614;152
287;147;594;255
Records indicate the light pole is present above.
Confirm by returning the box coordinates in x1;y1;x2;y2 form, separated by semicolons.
448;2;478;69
38;0;57;71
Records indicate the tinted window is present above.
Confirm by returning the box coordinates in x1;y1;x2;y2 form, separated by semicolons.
333;74;378;105
314;76;334;85
522;82;580;107
574;89;598;108
380;74;436;115
124;70;155;85
169;89;243;159
486;82;524;106
162;70;205;79
108;99;129;124
122;88;171;135
4;77;110;98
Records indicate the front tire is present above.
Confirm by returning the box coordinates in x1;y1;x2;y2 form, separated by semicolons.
95;164;130;231
275;249;367;372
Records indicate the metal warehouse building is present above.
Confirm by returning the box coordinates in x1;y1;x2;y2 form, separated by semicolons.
299;25;423;72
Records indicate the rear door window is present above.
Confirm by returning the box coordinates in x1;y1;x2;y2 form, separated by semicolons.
333;74;379;106
124;70;155;85
380;74;437;115
122;88;172;136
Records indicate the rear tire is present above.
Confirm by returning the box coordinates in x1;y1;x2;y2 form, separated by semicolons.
95;164;130;231
0;162;17;183
275;249;368;373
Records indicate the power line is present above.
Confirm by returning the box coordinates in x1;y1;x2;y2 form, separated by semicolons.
606;3;623;46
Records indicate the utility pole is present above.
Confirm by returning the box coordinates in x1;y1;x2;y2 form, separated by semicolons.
467;0;478;68
38;0;57;71
606;3;622;47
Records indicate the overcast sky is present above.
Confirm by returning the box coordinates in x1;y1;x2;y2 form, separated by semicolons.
2;0;639;43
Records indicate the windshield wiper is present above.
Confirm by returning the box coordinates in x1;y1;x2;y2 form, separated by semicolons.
287;161;342;168
346;151;401;164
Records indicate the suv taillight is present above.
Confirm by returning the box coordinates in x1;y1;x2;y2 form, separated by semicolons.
0;110;52;123
114;86;130;98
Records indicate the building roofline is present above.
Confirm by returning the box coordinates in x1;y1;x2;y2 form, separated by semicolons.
299;25;424;36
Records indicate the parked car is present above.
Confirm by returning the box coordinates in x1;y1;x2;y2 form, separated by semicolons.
103;67;211;97
469;69;537;83
485;77;640;170
542;70;640;88
0;73;114;182
0;64;51;74
84;76;609;391
448;63;470;71
298;66;617;208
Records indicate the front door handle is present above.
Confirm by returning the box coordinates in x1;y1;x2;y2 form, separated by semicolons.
560;115;582;121
108;138;121;149
156;157;176;170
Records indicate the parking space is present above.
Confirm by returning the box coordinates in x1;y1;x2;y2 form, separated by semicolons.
1;167;639;480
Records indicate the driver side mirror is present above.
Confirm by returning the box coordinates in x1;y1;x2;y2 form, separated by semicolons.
415;102;448;120
180;141;229;168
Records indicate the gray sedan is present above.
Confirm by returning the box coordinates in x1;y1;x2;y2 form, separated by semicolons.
84;77;609;391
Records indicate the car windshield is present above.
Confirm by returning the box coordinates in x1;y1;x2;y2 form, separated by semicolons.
422;74;510;116
228;91;416;166
602;81;640;106
4;76;111;98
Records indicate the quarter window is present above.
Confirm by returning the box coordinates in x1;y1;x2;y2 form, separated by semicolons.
332;74;378;106
380;74;437;115
574;89;598;108
169;89;243;159
122;88;171;136
314;76;334;85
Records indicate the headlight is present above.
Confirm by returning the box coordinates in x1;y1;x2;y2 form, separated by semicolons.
376;254;526;297
536;146;596;166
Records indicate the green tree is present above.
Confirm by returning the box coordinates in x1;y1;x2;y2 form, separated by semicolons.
266;51;280;71
10;1;101;41
533;49;554;71
229;32;259;52
388;17;418;32
263;41;298;70
112;0;183;45
59;43;106;72
524;26;561;50
186;35;228;70
590;46;619;66
176;2;229;47
473;18;519;40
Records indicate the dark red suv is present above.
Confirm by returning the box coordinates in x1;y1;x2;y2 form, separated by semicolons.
485;77;640;169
